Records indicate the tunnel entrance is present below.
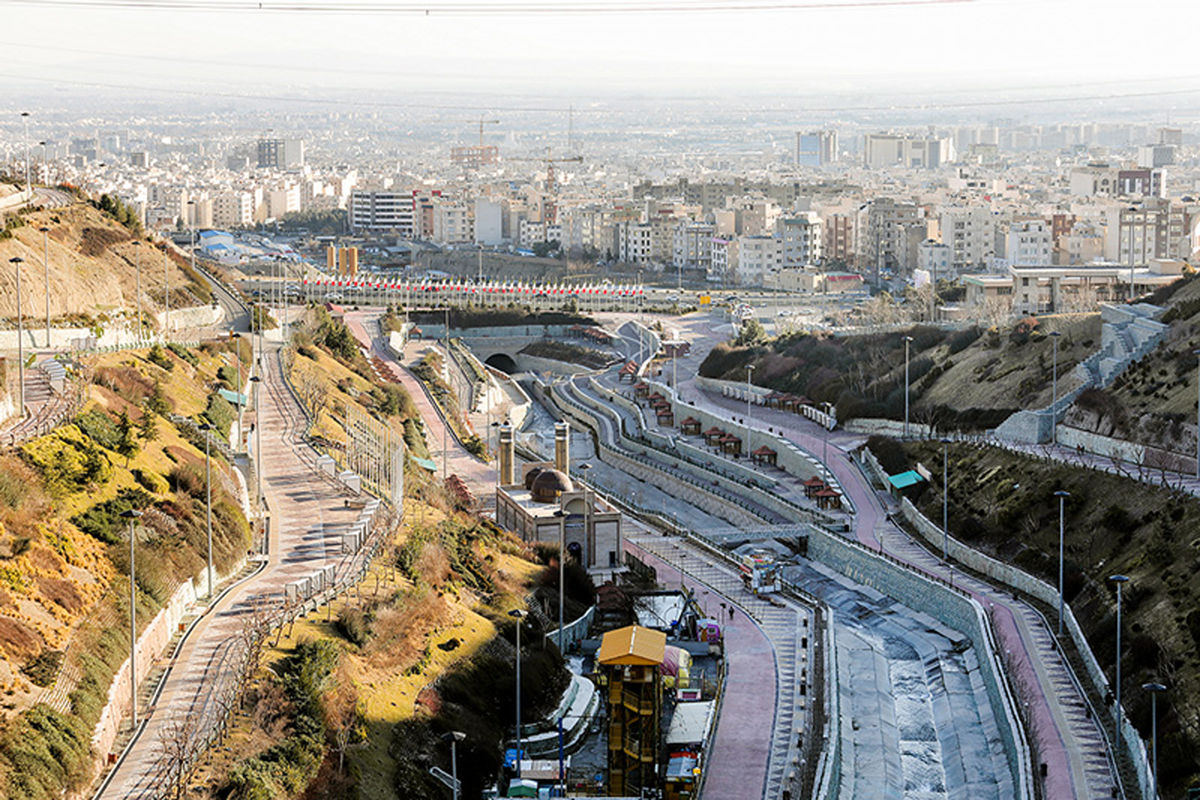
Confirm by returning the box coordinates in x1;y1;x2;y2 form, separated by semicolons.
485;353;518;374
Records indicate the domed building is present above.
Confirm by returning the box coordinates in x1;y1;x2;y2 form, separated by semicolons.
494;421;624;578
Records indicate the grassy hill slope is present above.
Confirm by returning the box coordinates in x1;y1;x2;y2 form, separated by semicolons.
700;314;1099;430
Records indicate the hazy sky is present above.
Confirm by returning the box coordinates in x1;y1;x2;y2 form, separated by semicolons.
2;0;1199;103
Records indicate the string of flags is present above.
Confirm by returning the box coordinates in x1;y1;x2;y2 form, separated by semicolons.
300;277;646;298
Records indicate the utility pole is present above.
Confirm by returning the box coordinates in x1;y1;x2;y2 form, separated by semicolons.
40;227;50;348
121;509;143;729
903;335;913;439
10;257;25;418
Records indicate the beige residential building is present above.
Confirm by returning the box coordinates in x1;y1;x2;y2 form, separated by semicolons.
965;260;1183;316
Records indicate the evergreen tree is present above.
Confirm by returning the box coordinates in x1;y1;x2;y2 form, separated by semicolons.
116;410;139;467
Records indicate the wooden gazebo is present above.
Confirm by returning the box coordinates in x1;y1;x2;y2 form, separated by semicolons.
815;487;842;510
619;361;639;382
655;406;675;426
680;416;702;436
634;381;650;398
719;433;742;457
803;476;828;498
750;445;777;467
704;427;725;445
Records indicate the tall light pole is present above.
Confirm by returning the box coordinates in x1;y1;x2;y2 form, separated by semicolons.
1194;349;1200;479
508;608;528;778
1050;331;1061;445
131;240;143;341
39;226;50;349
199;422;214;601
745;364;755;460
903;334;913;439
442;731;465;800
120;508;143;728
941;437;952;562
443;306;449;481
1054;490;1069;637
20;112;30;192
1143;682;1166;800
231;332;244;451
10;257;25;419
250;374;263;515
162;243;170;337
1110;573;1130;759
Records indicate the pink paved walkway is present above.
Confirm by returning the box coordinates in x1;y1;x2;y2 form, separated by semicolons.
345;313;495;496
686;383;1107;800
623;531;776;799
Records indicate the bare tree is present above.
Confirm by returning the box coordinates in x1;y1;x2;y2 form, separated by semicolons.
297;369;330;419
157;710;203;800
325;670;365;775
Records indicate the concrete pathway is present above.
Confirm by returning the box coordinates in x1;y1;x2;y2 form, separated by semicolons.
344;312;495;497
99;345;361;799
682;383;1119;800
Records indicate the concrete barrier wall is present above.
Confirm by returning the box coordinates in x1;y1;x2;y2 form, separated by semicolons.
861;445;1153;800
804;525;1033;800
843;417;934;439
544;605;596;650
514;353;592;376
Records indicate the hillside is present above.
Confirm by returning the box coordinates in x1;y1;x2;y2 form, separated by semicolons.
700;314;1100;430
0;339;252;800
1063;273;1200;456
0;201;209;327
876;437;1200;795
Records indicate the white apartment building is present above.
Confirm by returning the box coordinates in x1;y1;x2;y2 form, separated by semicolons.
1004;219;1052;266
266;184;300;220
213;192;254;228
778;213;822;267
939;205;995;271
1111;199;1200;265
349;191;415;235
916;240;952;279
617;221;653;264
474;198;506;246
858;199;926;283
519;219;546;249
709;238;738;284
863;133;956;169
1069;163;1118;197
736;235;783;287
433;203;473;245
672;222;715;276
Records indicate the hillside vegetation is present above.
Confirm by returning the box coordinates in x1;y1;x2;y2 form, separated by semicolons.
876;437;1200;795
0;340;252;800
700;314;1099;430
0;202;208;326
1064;273;1200;456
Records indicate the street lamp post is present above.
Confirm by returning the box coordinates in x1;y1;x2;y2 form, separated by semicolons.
250;374;263;515
1194;349;1200;479
903;335;914;439
941;437;952;562
1050;331;1061;445
9;257;25;419
132;240;143;341
1143;682;1166;800
163;243;170;337
745;364;755;460
20;112;30;192
1110;574;1130;758
442;731;466;800
199;422;215;601
508;608;528;778
120;509;143;728
39;226;50;349
1054;490;1069;637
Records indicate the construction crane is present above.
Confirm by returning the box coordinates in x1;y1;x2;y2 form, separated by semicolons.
475;115;500;147
506;148;583;224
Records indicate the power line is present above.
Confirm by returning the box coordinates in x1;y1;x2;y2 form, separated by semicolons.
3;0;973;14
2;68;1198;114
4;39;1197;101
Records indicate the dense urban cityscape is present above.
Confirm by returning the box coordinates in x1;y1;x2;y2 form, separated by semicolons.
0;1;1199;799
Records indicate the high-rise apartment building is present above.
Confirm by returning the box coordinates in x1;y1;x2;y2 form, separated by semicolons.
858;199;925;284
256;138;305;169
795;130;838;166
938;205;995;271
1004;219;1052;266
349;190;416;236
862;133;956;169
778;213;823;267
822;213;855;264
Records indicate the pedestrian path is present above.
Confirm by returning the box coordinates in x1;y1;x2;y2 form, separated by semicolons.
682;383;1120;800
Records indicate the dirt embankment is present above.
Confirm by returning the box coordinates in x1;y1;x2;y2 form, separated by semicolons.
0;204;202;323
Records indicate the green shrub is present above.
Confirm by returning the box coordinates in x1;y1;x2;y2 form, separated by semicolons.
73;409;122;451
336;607;371;646
147;344;173;371
20;651;63;688
69;487;154;544
166;342;198;366
131;467;168;495
202;393;235;440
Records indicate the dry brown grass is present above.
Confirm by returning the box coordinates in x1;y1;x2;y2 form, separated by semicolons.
0;617;43;661
365;587;451;673
79;226;129;257
35;576;83;614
